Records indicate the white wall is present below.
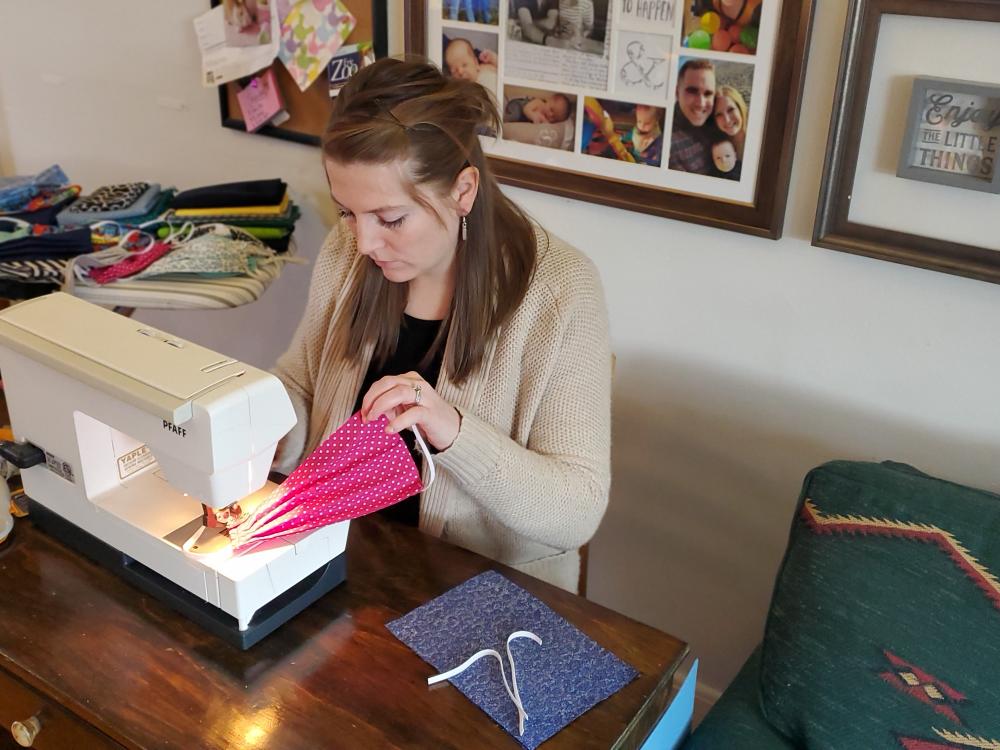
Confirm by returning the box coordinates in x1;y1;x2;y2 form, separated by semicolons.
3;1;1000;700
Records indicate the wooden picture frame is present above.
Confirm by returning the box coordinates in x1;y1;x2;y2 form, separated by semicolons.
814;0;1000;284
214;0;389;146
405;1;816;239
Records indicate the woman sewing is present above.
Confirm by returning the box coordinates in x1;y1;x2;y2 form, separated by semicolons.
273;58;611;593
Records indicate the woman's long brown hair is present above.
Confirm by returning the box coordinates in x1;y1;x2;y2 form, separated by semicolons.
321;57;536;384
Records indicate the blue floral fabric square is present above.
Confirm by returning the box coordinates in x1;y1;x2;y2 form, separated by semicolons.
386;570;638;749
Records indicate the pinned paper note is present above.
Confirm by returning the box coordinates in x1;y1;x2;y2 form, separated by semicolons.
195;3;280;87
237;68;287;132
277;0;356;92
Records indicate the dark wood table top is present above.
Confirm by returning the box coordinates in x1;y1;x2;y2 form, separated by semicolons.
0;515;688;750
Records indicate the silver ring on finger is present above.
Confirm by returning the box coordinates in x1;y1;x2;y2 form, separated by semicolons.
412;383;422;405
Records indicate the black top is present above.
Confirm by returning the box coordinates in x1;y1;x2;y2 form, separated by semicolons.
352;314;444;526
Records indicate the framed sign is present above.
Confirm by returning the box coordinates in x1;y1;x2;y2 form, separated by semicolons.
404;0;816;239
896;76;1000;194
214;0;389;146
814;0;1000;285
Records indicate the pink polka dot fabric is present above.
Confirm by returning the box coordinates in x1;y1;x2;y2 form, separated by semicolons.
230;411;423;553
89;241;173;284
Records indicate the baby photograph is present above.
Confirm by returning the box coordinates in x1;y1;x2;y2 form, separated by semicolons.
442;28;500;101
502;84;577;151
581;97;666;167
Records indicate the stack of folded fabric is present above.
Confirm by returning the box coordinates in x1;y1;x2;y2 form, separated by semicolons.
67;223;300;310
0;220;93;298
57;182;168;229
164;179;299;252
0;165;96;298
0;172;300;307
97;189;175;232
0;164;82;225
0;219;92;261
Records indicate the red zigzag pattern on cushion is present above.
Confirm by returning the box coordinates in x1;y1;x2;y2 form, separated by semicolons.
879;649;966;726
801;499;1000;612
898;739;964;750
899;739;963;750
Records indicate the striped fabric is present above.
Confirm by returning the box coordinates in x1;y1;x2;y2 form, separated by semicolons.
0;259;69;283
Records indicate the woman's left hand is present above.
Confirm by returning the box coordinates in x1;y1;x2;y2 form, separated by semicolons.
361;372;461;452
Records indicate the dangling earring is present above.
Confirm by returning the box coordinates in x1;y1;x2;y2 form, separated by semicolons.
461;215;468;241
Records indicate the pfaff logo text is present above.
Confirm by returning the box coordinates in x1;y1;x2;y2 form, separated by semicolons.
162;420;187;437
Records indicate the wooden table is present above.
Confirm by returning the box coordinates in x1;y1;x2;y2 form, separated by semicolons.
0;515;688;749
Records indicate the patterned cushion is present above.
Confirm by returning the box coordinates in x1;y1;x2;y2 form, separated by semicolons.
760;461;1000;749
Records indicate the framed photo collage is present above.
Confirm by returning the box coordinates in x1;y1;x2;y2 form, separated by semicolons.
406;0;814;237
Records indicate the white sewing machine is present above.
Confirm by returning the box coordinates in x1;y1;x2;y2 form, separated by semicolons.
0;293;348;648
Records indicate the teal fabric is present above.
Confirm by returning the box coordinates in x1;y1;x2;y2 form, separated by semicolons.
681;648;793;750
117;188;176;226
759;461;1000;749
133;232;272;280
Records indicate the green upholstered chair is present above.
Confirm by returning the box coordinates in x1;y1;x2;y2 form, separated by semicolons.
683;460;1000;750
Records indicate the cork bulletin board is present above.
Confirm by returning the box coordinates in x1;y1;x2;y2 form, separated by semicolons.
213;1;389;145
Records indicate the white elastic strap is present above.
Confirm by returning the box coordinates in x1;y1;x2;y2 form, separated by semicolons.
427;630;542;736
157;219;196;245
180;524;234;562
180;525;203;553
410;424;436;489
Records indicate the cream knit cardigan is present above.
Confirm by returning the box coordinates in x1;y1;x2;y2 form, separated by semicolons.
273;221;611;592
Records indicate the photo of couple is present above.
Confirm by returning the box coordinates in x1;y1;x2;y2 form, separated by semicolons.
668;57;753;181
507;0;609;55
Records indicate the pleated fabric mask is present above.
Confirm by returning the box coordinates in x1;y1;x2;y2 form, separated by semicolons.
133;225;275;279
228;412;433;553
